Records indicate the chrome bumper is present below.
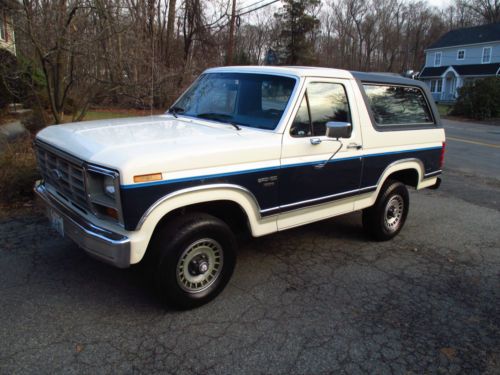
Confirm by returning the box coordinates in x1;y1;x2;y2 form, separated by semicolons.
34;181;131;268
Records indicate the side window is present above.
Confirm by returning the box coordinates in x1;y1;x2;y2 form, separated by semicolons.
290;95;311;137
363;84;434;126
290;82;351;138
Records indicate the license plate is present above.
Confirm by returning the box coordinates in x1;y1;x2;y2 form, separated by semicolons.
49;209;64;237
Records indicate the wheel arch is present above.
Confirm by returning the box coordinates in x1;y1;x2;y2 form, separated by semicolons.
378;158;425;189
130;184;276;264
355;158;425;211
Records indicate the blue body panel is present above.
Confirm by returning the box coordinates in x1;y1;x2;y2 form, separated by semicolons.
119;147;442;231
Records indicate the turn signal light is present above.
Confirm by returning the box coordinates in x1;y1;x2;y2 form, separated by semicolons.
105;207;119;220
133;173;162;183
440;141;446;168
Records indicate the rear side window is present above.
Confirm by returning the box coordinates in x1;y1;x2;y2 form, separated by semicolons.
363;84;434;127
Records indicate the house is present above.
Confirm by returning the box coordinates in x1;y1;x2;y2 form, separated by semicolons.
419;22;500;102
0;0;16;56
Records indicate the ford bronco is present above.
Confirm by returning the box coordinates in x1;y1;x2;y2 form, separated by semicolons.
34;66;445;309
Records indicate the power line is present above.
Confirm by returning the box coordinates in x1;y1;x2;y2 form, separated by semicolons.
238;0;281;16
237;0;271;12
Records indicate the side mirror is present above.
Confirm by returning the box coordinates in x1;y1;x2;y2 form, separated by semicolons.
325;121;352;139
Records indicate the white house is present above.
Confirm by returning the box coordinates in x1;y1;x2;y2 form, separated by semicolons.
0;0;16;56
419;22;500;102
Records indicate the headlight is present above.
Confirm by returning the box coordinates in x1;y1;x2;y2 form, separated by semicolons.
103;175;116;198
85;165;121;223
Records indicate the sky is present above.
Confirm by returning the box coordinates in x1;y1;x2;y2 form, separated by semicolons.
237;0;454;11
425;0;452;8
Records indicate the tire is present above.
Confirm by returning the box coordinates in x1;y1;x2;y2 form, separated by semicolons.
362;180;409;241
149;212;237;310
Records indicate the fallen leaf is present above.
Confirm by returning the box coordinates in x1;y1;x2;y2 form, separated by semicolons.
440;347;456;360
75;344;84;353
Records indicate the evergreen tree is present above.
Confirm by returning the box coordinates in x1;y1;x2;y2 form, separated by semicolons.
274;0;320;65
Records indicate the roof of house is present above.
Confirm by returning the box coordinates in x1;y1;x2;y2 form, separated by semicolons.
419;66;448;78
419;63;500;78
427;22;500;49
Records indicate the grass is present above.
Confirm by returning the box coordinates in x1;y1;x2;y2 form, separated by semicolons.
0;135;40;205
83;111;137;121
436;103;453;117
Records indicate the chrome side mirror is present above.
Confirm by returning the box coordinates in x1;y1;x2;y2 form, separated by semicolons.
325;121;352;139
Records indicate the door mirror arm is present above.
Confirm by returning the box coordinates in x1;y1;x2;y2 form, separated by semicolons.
314;139;343;169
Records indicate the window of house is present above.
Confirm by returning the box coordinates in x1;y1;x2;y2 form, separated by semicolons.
434;52;442;67
457;50;465;60
0;11;6;41
363;84;434;126
429;80;442;93
290;82;351;138
482;47;492;63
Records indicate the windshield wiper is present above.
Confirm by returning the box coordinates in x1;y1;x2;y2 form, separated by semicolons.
196;112;241;130
168;106;185;118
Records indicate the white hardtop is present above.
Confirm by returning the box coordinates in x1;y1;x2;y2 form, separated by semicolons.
205;65;355;80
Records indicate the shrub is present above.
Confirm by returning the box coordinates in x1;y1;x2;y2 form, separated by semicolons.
0;136;40;204
451;77;500;120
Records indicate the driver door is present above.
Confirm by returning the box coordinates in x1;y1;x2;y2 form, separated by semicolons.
278;78;364;229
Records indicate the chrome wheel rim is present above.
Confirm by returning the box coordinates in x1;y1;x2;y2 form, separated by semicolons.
176;238;223;293
384;195;404;231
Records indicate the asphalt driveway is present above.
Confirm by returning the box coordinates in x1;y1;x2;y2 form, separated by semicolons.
1;189;499;374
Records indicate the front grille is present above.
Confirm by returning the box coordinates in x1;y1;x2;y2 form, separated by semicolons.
35;144;89;211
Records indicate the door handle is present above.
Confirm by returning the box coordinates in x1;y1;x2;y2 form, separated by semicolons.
310;138;321;145
347;143;362;150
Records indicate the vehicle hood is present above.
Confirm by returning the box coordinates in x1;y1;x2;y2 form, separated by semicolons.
36;115;282;185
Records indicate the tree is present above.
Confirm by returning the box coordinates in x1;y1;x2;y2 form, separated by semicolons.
274;0;320;65
465;0;500;23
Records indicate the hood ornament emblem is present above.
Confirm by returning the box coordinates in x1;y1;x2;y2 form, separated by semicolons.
51;168;63;181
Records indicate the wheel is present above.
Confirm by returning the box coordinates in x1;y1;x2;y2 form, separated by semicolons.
149;212;237;310
362;179;409;241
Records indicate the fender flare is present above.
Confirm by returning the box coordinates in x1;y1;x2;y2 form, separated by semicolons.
372;158;426;201
131;184;277;263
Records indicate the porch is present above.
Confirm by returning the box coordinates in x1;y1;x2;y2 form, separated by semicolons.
426;69;461;102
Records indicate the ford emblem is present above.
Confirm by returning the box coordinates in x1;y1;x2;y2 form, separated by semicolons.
51;168;63;181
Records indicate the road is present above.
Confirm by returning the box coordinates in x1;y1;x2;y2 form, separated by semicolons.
443;119;500;178
0;119;499;374
441;119;500;211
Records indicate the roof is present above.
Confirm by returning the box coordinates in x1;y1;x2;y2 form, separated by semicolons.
206;66;422;87
350;71;426;88
427;22;500;49
206;65;353;79
418;67;448;78
419;63;500;78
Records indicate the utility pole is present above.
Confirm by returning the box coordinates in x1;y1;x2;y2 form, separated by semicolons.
226;0;237;65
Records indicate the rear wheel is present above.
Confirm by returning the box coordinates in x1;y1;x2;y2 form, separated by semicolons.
362;180;409;241
149;212;236;309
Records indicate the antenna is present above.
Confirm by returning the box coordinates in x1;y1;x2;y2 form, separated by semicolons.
151;22;155;116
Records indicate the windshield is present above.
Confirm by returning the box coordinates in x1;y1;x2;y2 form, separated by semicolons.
170;73;297;130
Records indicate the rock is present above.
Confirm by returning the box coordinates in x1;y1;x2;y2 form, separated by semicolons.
0;121;28;141
0;121;28;155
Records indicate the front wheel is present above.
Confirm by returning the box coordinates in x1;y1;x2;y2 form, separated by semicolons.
362;180;409;241
150;212;237;310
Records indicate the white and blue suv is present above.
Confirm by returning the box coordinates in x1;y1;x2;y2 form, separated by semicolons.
34;66;445;309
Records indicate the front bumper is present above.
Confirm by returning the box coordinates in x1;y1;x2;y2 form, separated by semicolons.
35;181;131;268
